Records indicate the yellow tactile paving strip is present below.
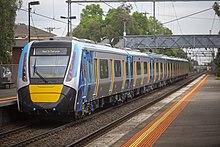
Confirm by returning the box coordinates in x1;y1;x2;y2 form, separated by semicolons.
0;96;16;101
123;75;209;147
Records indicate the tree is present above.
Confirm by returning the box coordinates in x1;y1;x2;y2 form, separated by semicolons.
104;4;140;45
147;16;172;35
73;4;104;42
214;32;220;76
0;0;20;64
73;4;175;48
132;12;149;35
214;49;220;76
80;4;104;25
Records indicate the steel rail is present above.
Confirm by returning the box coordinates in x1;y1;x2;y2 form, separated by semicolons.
67;73;204;147
10;73;202;147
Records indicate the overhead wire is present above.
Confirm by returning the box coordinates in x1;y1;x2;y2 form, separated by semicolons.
30;14;39;40
172;2;182;34
102;1;114;9
18;8;67;24
210;14;216;34
134;2;139;11
163;7;212;25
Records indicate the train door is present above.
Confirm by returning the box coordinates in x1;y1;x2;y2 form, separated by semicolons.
109;59;114;94
130;56;134;89
77;50;90;114
158;61;161;81
125;55;130;90
121;59;126;91
84;50;94;101
147;60;150;83
93;57;99;97
154;61;157;82
150;58;154;82
81;50;90;102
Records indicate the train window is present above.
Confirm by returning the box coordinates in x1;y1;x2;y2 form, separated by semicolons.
144;62;148;74
156;62;159;73
100;59;109;79
161;63;163;73
126;61;129;76
30;56;69;78
114;60;121;77
136;61;141;75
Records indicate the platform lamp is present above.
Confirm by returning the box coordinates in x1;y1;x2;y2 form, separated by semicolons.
28;1;40;42
60;16;76;37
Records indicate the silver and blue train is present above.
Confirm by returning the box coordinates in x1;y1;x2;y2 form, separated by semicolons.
17;38;189;118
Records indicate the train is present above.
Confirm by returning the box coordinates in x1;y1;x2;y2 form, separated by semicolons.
17;38;189;118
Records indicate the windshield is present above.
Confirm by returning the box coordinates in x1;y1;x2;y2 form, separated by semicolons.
30;56;69;78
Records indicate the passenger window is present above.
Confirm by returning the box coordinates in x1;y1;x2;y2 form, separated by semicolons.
126;61;129;77
144;62;148;74
100;59;109;79
114;60;121;77
156;62;159;73
136;61;141;75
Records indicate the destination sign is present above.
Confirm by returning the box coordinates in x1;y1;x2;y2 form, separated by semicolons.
34;48;67;55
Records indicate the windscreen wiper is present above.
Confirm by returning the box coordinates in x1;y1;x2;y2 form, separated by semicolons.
33;59;48;83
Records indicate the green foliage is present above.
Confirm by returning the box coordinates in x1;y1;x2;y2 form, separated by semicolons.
73;4;173;45
80;4;104;25
104;5;140;45
0;0;18;64
73;4;104;42
132;12;149;35
73;19;102;42
153;48;187;59
214;48;220;76
73;4;186;59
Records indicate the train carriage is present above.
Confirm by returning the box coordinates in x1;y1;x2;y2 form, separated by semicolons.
17;38;189;118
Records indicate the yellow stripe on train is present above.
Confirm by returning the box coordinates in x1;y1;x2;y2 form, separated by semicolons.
29;84;63;102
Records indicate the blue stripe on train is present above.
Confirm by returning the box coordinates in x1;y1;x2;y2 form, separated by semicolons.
18;44;28;78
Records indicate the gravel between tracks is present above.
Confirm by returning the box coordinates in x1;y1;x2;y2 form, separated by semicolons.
0;121;62;146
27;82;183;147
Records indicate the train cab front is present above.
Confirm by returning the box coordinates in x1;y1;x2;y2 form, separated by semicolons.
17;41;77;116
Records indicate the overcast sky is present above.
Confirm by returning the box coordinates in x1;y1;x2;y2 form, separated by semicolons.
16;0;220;36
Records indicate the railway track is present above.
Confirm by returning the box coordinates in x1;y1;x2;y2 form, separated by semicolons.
67;73;205;146
0;73;204;147
0;121;38;138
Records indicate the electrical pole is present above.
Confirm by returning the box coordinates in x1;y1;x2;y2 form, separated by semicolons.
68;0;72;37
153;0;156;35
44;27;61;36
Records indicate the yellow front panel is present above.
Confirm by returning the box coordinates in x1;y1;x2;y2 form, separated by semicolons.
29;84;63;102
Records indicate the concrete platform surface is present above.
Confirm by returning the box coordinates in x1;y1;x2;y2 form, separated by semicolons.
0;88;16;99
85;75;220;147
154;75;220;147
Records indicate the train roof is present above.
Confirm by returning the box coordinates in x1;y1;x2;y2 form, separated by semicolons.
127;50;150;58
35;39;188;62
147;53;188;62
74;40;150;58
74;40;128;55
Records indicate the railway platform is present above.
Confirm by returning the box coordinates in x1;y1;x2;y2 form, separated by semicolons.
86;75;220;147
0;88;16;107
0;88;18;126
